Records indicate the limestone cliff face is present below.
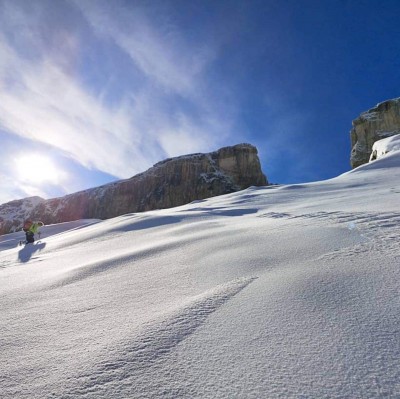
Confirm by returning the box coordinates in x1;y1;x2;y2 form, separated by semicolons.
0;144;267;235
350;98;400;168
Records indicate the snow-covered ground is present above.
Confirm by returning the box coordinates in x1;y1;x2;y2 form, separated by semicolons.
1;142;400;398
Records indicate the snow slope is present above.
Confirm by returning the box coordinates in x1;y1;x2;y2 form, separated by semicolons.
1;150;400;398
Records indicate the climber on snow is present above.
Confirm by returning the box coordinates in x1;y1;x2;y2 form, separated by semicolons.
23;220;44;244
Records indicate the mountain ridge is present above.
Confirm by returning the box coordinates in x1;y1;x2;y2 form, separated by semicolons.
0;143;267;235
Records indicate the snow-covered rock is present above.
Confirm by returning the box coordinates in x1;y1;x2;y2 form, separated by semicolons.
350;97;400;168
369;133;400;161
0;196;45;234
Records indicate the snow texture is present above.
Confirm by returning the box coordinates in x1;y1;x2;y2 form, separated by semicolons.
1;150;400;398
370;133;400;161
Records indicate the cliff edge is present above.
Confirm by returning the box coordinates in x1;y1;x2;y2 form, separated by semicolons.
0;144;267;235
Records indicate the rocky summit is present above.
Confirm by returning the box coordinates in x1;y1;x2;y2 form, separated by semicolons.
350;98;400;168
0;144;267;235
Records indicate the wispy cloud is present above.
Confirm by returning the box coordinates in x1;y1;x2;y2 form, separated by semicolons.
0;0;239;202
72;0;216;97
0;38;145;177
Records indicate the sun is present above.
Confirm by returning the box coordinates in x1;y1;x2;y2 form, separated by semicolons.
16;154;61;185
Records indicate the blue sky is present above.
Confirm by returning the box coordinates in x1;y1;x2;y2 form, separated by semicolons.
0;0;399;203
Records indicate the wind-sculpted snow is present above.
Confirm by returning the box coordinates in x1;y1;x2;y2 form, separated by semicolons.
60;277;257;398
1;152;400;398
45;240;187;289
259;210;400;259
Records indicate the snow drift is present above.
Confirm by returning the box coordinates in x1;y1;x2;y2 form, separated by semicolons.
1;141;400;398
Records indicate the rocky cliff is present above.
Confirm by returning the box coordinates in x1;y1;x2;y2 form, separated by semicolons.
0;144;267;235
350;98;400;168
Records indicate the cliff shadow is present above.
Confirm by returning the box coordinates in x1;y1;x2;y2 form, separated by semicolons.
18;242;47;263
112;209;258;234
111;215;185;233
183;207;259;217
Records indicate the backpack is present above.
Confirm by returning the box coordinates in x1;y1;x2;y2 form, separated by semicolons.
23;220;33;232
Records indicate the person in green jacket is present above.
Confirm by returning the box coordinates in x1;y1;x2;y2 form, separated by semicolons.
23;220;44;244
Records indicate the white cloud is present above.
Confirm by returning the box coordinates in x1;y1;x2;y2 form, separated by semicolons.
0;174;24;204
0;39;147;177
158;117;216;158
0;0;241;202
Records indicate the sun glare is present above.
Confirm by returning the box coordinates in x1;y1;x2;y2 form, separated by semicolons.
16;154;62;185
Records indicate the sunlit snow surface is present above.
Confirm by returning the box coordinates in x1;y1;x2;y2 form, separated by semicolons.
1;151;400;398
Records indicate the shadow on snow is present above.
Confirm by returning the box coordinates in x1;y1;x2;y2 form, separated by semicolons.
18;242;46;263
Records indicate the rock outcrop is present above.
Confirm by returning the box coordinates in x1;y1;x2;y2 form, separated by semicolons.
350;98;400;168
0;144;267;235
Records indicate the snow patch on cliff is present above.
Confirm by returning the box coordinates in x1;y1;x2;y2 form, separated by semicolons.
369;133;400;162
